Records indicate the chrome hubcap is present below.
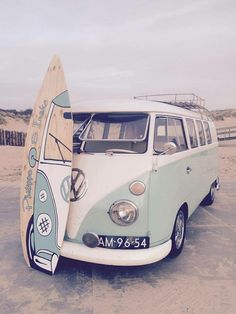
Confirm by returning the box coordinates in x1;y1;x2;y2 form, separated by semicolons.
175;211;185;249
211;185;216;201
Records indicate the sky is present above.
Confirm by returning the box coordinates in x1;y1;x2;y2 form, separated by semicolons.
0;0;235;110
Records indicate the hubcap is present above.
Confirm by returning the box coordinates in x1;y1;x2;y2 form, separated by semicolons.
175;211;185;249
211;185;216;201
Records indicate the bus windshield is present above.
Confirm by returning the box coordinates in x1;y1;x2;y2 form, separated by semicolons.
80;113;149;153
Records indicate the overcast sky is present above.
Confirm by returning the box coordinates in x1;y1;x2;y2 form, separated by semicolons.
0;0;235;110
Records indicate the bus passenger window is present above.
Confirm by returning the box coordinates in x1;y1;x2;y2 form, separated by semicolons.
154;117;187;153
154;118;168;153
203;121;212;144
168;118;187;152
196;120;206;146
186;119;198;148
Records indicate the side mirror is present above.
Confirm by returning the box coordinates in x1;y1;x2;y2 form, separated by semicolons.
163;142;177;155
152;141;177;171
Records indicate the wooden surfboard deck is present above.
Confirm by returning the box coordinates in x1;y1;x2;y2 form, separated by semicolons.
20;56;73;274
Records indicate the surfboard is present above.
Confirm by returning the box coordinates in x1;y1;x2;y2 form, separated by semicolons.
20;55;73;275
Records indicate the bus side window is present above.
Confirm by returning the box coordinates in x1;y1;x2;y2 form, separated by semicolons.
154;117;168;153
203;121;212;144
196;120;206;146
167;118;187;152
154;117;187;153
186;118;198;148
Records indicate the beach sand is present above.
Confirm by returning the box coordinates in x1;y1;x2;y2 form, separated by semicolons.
214;118;236;180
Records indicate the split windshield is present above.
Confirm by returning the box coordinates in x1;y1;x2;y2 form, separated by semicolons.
79;113;149;153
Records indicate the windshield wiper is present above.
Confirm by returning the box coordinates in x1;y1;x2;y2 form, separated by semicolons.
105;149;138;155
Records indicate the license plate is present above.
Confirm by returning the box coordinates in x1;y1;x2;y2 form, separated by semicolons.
98;235;149;249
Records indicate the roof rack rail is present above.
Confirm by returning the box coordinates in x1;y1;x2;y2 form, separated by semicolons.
134;93;211;119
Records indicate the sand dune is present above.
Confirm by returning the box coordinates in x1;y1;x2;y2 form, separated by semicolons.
3;116;28;132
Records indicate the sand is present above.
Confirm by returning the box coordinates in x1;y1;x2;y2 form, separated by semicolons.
0;116;26;184
0;116;28;132
214;118;236;180
214;117;236;129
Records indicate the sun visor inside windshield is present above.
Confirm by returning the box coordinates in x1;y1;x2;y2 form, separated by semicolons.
92;113;148;123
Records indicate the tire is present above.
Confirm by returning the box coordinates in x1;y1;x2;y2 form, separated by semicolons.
169;208;186;258
201;182;216;206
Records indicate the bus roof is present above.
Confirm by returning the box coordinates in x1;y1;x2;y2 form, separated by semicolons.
72;99;212;121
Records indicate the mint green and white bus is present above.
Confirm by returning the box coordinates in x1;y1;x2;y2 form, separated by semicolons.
61;94;219;266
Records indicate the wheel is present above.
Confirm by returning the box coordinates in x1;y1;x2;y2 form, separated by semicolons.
201;182;216;206
169;208;186;258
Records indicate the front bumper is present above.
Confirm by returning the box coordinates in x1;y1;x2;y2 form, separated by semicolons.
61;240;171;266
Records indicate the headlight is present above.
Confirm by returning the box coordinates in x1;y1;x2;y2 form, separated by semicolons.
109;200;138;226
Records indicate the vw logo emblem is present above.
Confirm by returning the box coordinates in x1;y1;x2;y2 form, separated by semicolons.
60;175;71;203
71;168;88;202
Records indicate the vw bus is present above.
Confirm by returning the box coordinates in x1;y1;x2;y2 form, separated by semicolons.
61;94;219;266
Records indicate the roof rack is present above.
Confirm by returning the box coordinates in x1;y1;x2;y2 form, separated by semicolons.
134;93;211;119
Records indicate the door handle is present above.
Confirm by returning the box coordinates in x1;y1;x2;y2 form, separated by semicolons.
186;166;192;174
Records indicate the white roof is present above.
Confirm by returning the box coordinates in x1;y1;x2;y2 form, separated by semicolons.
72;99;210;120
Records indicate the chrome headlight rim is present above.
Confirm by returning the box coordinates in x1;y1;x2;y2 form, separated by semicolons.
108;200;138;226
